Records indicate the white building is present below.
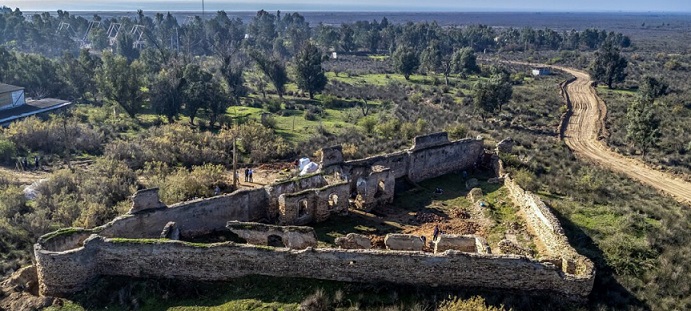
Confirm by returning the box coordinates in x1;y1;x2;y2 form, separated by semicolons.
0;83;25;111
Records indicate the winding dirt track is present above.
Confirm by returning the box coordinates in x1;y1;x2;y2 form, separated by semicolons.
552;65;691;205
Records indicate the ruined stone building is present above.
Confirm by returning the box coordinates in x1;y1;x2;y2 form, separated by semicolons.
32;132;595;300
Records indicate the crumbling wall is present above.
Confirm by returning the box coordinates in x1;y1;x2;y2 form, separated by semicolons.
320;145;344;168
408;137;484;183
504;175;594;279
344;151;409;180
353;166;395;211
98;188;269;239
128;188;166;214
227;221;317;249
410;132;451;151
266;174;329;220
278;182;349;225
35;236;595;298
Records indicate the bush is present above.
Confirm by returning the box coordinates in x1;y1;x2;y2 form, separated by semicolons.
512;168;539;192
304;110;318;121
438;296;509;311
0;138;17;164
299;289;331;311
263;100;282;113
105;123;231;169
150;164;226;205
447;124;468;140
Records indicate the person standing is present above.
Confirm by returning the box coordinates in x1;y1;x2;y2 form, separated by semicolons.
432;224;440;241
244;168;249;182
248;168;254;183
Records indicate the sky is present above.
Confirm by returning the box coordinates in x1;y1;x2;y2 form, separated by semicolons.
3;0;690;12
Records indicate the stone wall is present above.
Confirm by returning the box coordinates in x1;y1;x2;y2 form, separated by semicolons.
31;132;594;300
98;188;269;240
35;234;595;298
503;176;594;277
265;174;329;221
278;182;350;225
408;138;484;183
410;132;450;151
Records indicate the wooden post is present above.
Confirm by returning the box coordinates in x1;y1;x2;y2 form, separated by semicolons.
233;137;238;188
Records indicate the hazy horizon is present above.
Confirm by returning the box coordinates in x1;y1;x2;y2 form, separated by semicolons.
3;0;691;13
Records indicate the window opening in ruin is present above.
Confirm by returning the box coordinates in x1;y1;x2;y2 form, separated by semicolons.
374;180;385;198
298;200;309;217
328;194;338;210
267;235;285;247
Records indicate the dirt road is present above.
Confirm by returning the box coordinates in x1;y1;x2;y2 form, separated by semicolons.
554;65;691;205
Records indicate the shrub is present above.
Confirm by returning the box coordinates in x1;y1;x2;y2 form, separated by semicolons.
105;123;231;169
438;296;509;311
153;164;226;204
299;289;331;311
0;138;17;164
304;110;318;121
375;119;401;138
447;124;468;140
358;116;378;134
512;168;539;192
263;100;282;113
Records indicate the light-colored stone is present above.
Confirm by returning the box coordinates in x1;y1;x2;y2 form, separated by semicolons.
434;234;477;253
335;233;371;249
384;234;424;251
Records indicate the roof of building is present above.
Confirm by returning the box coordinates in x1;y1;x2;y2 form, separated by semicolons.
0;98;72;126
0;83;24;94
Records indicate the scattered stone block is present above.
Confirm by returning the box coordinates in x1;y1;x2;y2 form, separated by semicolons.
465;178;479;190
467;187;483;203
384;234;424;251
433;234;477;254
335;233;371;249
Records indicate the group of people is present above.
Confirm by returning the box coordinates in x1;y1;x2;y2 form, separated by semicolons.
244;168;254;182
16;156;40;171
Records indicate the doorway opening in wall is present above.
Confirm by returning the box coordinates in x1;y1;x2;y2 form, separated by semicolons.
328;194;338;210
298;200;309;217
267;235;285;247
374;180;385;198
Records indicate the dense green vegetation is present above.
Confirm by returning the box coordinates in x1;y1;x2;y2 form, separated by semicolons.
0;5;689;311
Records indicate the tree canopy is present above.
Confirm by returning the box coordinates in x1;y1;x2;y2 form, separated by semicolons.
589;42;628;89
294;43;327;99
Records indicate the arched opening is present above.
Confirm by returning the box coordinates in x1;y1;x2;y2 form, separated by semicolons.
374;180;386;198
328;193;339;210
298;200;309;218
267;235;285;247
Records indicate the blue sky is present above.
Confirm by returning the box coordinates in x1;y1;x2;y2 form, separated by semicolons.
3;0;690;12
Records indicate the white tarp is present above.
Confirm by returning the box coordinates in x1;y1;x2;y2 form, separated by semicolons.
299;162;319;176
298;157;311;171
